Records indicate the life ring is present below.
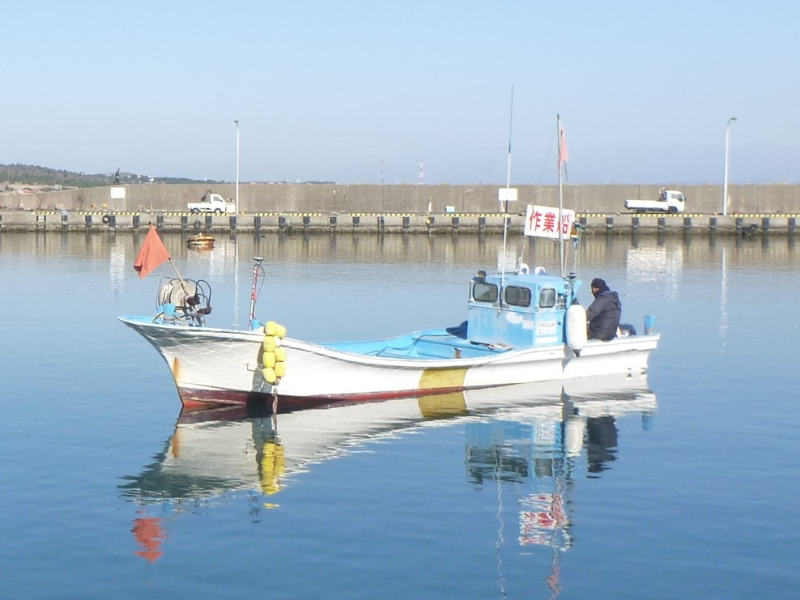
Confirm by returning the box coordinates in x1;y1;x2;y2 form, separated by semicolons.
101;215;110;224
193;220;202;230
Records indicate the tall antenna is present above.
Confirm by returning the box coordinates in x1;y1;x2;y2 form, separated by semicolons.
557;114;565;277
500;85;514;297
505;87;514;195
418;160;425;185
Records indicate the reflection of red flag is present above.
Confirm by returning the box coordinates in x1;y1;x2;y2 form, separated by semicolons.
132;516;167;563
558;126;569;169
133;224;170;278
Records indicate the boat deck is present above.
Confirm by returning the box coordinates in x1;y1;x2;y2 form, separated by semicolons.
325;329;509;360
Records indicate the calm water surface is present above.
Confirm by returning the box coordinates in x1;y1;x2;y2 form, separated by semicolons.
1;231;798;599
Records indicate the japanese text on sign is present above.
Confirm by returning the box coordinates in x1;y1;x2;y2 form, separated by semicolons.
524;204;575;239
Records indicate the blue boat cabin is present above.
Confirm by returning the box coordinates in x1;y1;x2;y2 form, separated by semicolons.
467;271;576;349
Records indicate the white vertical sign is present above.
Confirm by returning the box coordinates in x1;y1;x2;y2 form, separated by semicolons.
498;188;518;203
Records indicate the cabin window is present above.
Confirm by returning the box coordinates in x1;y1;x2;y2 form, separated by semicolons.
539;288;556;309
505;285;531;307
472;282;498;303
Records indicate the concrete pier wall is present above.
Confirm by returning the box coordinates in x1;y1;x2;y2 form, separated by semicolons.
3;210;796;238
3;182;799;215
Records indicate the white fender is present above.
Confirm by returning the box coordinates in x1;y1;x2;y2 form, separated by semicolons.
565;414;586;456
566;304;587;352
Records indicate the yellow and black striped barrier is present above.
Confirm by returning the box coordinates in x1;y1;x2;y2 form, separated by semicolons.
13;210;798;236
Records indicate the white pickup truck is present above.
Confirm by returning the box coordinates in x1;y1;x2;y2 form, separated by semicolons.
187;191;235;214
624;189;686;214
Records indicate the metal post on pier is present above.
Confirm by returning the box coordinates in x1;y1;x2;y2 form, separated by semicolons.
723;117;737;216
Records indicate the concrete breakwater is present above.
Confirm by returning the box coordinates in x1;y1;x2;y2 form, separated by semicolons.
3;182;800;214
1;209;797;237
1;182;798;235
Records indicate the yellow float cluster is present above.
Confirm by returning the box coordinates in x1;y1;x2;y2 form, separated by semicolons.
261;321;287;385
260;439;285;496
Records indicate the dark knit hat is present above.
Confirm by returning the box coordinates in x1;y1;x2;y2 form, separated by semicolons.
591;278;607;289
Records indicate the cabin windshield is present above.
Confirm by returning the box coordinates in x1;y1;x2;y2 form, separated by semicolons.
472;281;498;303
539;288;556;309
505;285;531;307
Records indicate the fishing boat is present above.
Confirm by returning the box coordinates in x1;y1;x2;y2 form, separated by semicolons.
120;115;659;410
186;233;215;249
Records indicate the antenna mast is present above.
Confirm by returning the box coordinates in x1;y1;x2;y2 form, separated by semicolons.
500;85;514;295
557;114;564;278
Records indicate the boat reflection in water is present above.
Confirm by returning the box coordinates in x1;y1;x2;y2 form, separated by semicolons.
119;373;656;566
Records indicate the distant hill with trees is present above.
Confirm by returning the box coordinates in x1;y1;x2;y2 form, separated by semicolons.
0;163;221;190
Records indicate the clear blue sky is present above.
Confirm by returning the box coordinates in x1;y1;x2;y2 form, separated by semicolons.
3;1;798;185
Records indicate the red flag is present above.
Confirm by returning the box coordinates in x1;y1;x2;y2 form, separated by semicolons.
131;515;167;563
558;126;569;169
133;224;171;278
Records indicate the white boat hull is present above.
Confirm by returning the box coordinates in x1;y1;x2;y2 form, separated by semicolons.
120;317;659;410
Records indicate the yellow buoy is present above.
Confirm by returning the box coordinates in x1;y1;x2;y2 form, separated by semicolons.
266;321;287;338
262;352;276;368
274;362;286;378
262;335;276;352
262;367;276;384
275;347;286;362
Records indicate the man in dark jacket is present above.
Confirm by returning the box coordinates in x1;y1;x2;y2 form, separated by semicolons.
587;278;621;341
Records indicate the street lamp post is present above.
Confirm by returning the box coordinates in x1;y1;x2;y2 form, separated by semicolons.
723;116;737;216
234;119;240;215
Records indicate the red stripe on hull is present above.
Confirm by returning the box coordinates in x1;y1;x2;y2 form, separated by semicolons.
177;385;467;413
